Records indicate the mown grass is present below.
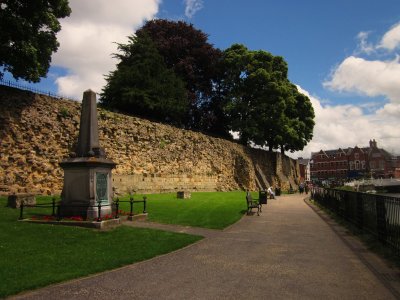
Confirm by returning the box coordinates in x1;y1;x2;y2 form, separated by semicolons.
116;191;248;229
0;197;202;298
1;191;248;297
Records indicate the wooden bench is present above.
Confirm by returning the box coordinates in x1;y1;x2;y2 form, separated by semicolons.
246;192;262;216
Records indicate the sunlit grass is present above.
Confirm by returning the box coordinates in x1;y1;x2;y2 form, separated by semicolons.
0;196;202;298
116;191;248;229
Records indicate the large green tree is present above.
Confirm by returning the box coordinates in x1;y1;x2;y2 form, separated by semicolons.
0;0;71;82
136;19;223;132
100;34;188;126
222;44;286;146
279;84;315;153
221;44;314;153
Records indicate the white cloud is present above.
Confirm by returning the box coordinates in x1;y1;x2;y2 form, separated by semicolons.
356;31;375;55
378;22;400;51
291;86;400;158
52;0;160;99
323;56;400;103
184;0;203;19
324;21;400;105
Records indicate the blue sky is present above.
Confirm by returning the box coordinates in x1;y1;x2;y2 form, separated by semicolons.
3;0;400;157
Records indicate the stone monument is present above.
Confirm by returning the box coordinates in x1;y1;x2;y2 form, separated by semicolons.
59;90;116;219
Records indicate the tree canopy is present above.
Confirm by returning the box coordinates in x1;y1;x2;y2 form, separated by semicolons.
221;44;314;153
100;34;188;126
101;19;315;153
0;0;71;82
135;19;223;131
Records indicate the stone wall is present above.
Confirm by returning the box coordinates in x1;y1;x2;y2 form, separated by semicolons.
0;86;300;195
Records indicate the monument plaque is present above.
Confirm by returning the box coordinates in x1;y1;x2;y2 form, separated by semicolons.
96;172;108;203
59;90;116;219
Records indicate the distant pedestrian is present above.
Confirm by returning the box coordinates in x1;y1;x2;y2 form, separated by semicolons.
299;183;304;194
305;184;309;194
267;186;275;199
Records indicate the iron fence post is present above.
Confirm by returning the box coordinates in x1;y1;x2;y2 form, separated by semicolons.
130;196;134;217
19;201;24;220
143;196;147;214
376;199;387;244
356;193;364;230
343;191;349;221
57;205;61;221
97;201;102;222
115;198;119;219
52;197;56;216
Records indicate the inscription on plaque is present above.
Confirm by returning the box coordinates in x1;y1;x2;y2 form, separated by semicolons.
96;173;108;203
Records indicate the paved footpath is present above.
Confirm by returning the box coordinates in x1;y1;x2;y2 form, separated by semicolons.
11;194;400;299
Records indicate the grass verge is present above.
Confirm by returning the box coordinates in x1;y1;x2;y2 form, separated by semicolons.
0;197;202;298
117;191;248;229
1;191;248;297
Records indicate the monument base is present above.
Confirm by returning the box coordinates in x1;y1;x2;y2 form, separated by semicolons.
20;218;120;229
59;202;113;220
59;158;116;219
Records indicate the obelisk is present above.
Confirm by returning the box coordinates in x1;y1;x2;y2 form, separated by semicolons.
59;90;116;219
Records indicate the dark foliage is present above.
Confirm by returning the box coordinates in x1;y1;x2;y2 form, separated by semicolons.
136;19;225;133
100;34;188;126
101;20;314;150
0;0;71;82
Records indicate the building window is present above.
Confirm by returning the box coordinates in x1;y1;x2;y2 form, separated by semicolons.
355;153;359;160
361;161;365;169
350;161;354;170
355;161;360;170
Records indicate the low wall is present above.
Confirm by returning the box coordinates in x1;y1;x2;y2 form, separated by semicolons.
112;173;218;194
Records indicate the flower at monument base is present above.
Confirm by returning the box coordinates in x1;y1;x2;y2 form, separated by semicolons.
102;214;113;220
68;216;84;222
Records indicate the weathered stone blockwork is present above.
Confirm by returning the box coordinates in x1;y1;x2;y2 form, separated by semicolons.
0;86;300;195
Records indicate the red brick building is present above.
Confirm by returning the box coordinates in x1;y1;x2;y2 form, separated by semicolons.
395;159;400;178
298;158;310;182
309;140;399;182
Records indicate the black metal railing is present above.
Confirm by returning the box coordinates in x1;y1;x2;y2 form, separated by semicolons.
113;196;147;219
312;187;400;253
18;196;147;222
0;78;78;101
19;197;58;220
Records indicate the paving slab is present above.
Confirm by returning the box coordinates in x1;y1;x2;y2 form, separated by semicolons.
10;194;400;299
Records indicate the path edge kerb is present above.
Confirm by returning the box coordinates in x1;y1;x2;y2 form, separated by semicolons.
304;196;400;299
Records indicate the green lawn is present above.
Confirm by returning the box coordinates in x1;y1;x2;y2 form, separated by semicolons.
0;191;248;297
0;197;202;298
116;191;248;229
